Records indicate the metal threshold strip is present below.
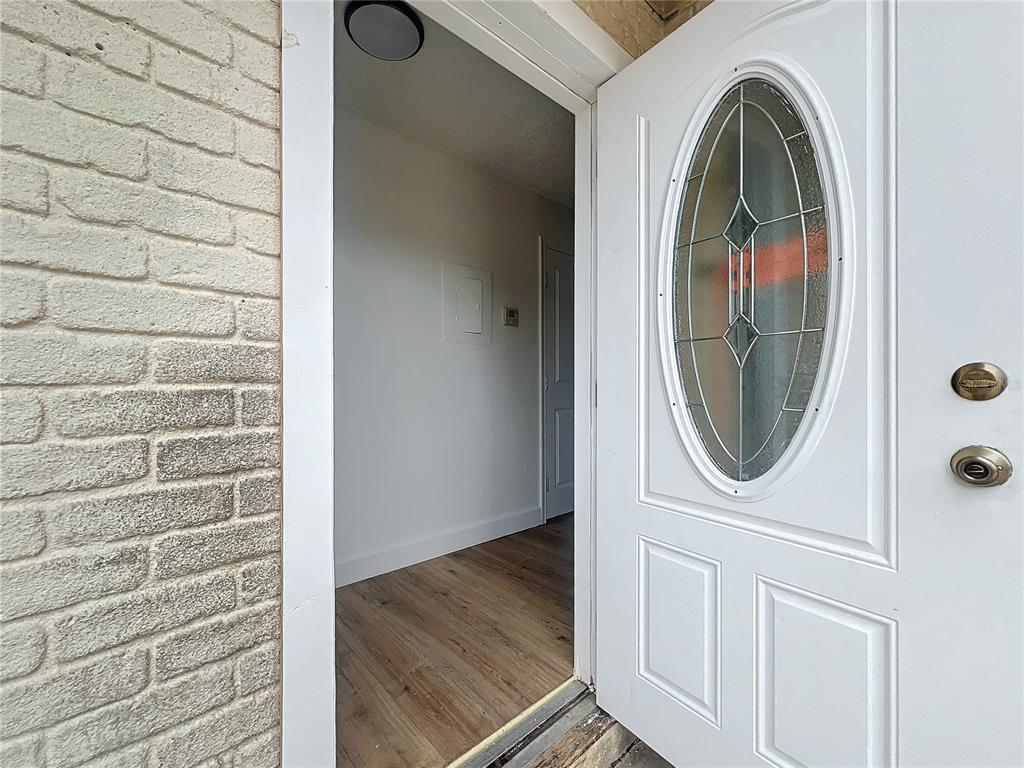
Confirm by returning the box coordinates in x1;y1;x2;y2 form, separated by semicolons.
447;678;591;768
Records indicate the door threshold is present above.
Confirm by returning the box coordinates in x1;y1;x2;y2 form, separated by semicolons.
448;678;590;768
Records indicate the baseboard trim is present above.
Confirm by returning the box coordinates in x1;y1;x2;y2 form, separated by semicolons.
334;506;544;587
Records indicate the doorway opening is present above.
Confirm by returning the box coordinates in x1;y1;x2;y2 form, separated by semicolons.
332;5;577;764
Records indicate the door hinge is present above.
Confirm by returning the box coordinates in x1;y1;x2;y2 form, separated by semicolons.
593;380;597;408
545;477;550;493
543;271;550;289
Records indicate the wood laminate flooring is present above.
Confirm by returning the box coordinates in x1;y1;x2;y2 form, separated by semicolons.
336;515;574;768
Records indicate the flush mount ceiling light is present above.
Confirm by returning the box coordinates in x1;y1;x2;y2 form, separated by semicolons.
345;0;424;61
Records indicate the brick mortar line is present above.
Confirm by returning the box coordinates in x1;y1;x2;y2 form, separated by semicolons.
42;674;281;768
65;0;244;71
7;310;240;336
0;321;281;347
14;600;281;717
21;316;241;344
0;80;241;160
0;577;280;661
5;149;283;220
1;75;283;164
1;383;276;397
0;518;281;576
0;424;281;451
0;247;283;284
0;432;279;458
0;197;283;247
0;22;155;86
148;75;279;132
0;448;281;507
30;275;268;307
0;89;279;173
0;436;282;467
3;294;280;338
181;0;283;52
1;379;277;393
0;468;280;518
1;144;152;186
0;650;156;744
3;660;235;761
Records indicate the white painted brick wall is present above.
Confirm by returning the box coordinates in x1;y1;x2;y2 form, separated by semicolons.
0;1;282;764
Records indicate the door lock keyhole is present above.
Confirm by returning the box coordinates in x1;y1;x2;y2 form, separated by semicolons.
951;446;1013;487
961;462;992;482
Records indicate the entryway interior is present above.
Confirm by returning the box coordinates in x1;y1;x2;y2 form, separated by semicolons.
333;4;576;765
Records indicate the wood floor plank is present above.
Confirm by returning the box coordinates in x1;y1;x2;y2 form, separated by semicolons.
336;516;574;767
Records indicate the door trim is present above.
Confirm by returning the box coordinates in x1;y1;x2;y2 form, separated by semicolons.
281;1;628;762
280;4;335;766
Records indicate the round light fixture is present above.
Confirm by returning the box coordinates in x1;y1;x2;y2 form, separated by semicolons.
345;1;424;62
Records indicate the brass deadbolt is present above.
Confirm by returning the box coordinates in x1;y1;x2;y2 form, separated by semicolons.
951;362;1008;401
950;445;1013;487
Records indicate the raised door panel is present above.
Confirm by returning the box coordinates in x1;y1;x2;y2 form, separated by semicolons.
639;538;721;727
756;577;895;768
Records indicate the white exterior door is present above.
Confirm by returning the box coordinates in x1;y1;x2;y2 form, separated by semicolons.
543;242;575;519
595;2;1023;766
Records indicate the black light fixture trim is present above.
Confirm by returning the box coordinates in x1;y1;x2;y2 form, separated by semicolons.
344;0;425;62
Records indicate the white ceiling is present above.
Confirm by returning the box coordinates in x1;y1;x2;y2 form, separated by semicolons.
334;9;575;209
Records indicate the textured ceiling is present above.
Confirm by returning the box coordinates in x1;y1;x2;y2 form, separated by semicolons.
335;11;575;209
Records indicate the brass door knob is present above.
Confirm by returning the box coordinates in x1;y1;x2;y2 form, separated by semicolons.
950;446;1013;487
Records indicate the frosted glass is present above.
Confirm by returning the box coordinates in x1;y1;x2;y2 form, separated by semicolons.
693;110;740;242
671;78;831;481
752;215;804;334
742;79;803;139
742;102;800;222
692;338;740;461
675;236;731;341
741;334;799;477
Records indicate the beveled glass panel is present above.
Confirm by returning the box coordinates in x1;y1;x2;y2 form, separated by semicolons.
741;80;803;139
690;86;740;179
742;410;802;480
741;334;799;467
688;404;739;478
675;236;730;341
803;208;829;330
676;341;703;405
676;178;702;246
692;110;740;242
751;215;804;333
724;197;758;249
786;133;824;210
741;103;800;222
670;78;832;481
692;338;739;461
785;330;824;411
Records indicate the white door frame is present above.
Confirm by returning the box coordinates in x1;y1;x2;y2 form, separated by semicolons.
281;2;630;764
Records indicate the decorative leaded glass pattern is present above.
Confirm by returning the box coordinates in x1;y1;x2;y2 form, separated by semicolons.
672;78;830;481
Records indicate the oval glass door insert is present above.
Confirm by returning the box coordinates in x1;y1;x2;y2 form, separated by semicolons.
672;78;831;482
